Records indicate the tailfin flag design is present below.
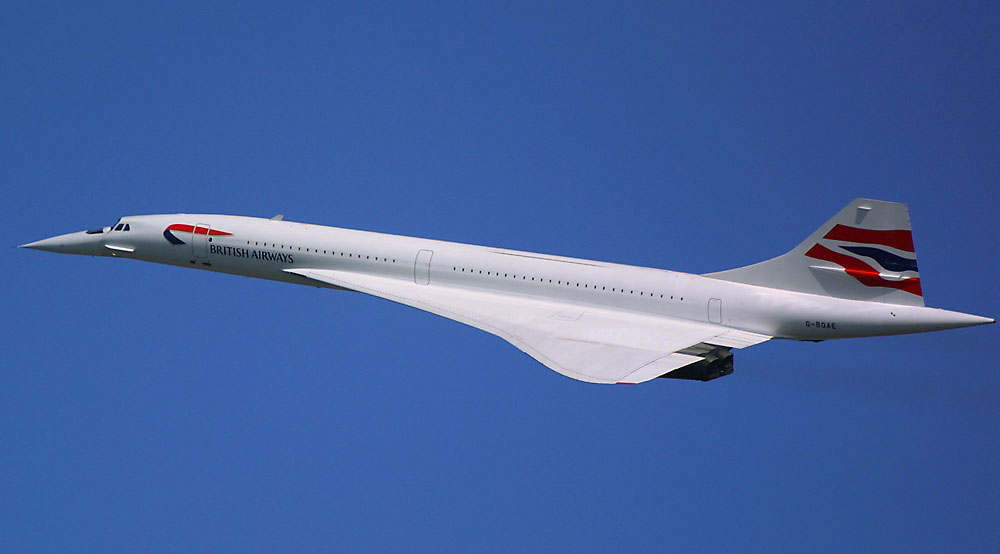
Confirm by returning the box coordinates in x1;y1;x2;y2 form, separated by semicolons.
705;199;924;306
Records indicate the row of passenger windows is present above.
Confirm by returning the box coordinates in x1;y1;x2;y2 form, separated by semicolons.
450;266;684;301
244;240;396;263
232;239;678;300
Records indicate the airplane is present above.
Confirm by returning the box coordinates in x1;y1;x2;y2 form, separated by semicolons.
20;198;993;384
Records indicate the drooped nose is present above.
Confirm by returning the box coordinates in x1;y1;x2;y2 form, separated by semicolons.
20;230;102;256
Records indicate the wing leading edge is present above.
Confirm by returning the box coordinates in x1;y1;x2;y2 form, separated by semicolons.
286;268;770;384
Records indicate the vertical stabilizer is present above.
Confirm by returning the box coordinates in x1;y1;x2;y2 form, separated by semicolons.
705;199;924;306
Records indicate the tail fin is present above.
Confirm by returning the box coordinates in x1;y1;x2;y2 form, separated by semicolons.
705;198;924;306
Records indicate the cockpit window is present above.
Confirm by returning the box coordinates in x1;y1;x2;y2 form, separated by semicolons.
123;224;130;231
114;223;124;231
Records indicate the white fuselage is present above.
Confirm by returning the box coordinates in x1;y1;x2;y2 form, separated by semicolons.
74;213;982;340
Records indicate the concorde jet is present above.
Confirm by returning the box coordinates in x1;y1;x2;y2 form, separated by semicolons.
21;199;993;384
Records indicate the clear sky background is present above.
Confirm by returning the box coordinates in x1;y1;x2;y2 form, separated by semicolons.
3;2;998;552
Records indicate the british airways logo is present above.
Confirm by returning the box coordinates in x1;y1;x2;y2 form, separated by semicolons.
162;224;294;264
163;224;233;245
209;243;294;263
805;224;922;296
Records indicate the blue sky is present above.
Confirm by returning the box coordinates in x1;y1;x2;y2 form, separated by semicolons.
3;1;998;551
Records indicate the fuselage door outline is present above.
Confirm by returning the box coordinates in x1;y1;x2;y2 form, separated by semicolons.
193;224;210;259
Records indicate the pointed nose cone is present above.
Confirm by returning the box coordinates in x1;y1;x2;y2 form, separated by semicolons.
19;237;60;251
20;231;101;256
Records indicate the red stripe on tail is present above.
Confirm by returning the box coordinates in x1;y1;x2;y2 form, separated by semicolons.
805;244;922;296
823;224;914;252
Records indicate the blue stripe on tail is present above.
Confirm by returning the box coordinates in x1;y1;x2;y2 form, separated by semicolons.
840;246;918;273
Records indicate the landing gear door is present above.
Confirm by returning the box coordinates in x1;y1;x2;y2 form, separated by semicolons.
193;224;210;259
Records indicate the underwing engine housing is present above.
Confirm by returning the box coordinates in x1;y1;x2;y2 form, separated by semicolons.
660;344;734;381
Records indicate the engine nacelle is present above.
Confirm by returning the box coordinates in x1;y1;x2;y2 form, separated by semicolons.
660;347;734;382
